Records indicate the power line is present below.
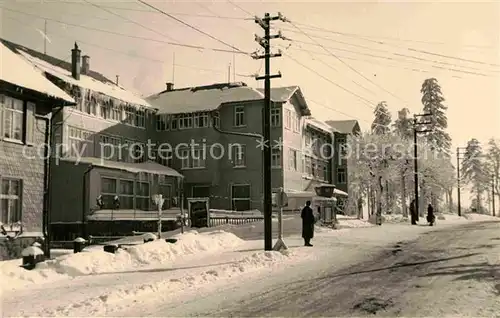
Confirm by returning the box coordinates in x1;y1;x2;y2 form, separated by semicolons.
285;39;497;78
59;1;249;20
136;0;248;55
293;22;498;51
284;30;500;74
1;7;250;55
288;20;411;106
81;0;179;42
288;23;500;68
284;52;377;109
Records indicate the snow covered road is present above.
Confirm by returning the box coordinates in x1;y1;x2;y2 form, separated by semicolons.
123;220;500;317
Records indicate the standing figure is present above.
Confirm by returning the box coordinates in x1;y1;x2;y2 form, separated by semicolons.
301;200;315;247
409;199;417;225
427;203;435;226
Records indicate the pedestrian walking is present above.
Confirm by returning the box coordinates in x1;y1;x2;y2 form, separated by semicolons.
427;203;435;226
409;199;417;225
301;200;315;247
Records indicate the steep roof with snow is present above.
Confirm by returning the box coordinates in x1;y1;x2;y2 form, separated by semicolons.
1;39;152;109
0;41;75;103
325;119;361;134
304;117;336;135
147;83;312;115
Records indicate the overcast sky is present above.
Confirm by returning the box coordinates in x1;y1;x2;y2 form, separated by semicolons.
1;1;499;149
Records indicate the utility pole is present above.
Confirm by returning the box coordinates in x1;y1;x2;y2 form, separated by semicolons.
412;113;432;223
456;147;466;217
254;12;285;251
492;174;496;217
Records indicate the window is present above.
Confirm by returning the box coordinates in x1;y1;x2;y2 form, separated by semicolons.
135;181;150;211
85;94;97;116
1;95;23;141
304;156;312;176
132;142;146;163
337;137;347;166
100;177;135;209
212;112;220;128
234;106;245;127
68;126;93;157
156;147;172;167
158;183;172;209
231;145;246;167
178;114;193;129
123;105;135;125
271;107;281;127
100;101;110;119
271;148;281;168
110;104;121;121
180;148;206;169
231;184;250;211
194;112;209;128
293;114;300;132
284;109;291;129
337;167;347;184
0;178;21;224
288;148;298;171
171;116;178;130
135;109;146;128
192;185;210;198
99;134;121;161
156;114;170;131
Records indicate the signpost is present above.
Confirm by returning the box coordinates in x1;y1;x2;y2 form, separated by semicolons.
273;187;288;251
152;194;164;239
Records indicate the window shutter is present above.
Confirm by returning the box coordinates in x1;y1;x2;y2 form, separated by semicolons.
26;101;36;145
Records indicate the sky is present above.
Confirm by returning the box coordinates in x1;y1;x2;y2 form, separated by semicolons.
1;0;499;206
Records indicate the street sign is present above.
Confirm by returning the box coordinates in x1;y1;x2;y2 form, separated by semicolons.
275;188;288;208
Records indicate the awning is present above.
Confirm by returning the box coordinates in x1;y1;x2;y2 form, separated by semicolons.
62;157;184;178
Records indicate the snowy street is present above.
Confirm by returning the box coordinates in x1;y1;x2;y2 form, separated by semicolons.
115;220;500;317
2;215;500;317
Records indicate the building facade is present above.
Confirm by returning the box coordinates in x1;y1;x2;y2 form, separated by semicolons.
147;83;336;212
0;39;76;258
2;40;184;241
325;119;361;194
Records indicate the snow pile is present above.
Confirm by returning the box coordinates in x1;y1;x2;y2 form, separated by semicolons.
382;214;409;223
463;213;499;221
38;250;299;317
1;230;243;289
337;215;373;229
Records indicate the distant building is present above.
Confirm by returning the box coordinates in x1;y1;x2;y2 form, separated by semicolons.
147;82;336;212
325;119;361;194
0;39;75;256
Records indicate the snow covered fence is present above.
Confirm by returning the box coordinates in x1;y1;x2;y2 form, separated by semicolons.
1;230;244;290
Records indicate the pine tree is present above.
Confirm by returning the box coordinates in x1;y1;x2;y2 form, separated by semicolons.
420;78;452;155
393;108;413;140
461;138;488;212
486;138;500;211
371;101;392;135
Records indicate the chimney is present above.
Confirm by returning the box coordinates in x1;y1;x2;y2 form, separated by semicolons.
81;55;90;75
166;82;174;91
71;42;81;80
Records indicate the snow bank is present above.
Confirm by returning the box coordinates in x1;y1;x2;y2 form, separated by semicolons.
462;213;499;221
40;249;298;317
337;215;373;229
0;230;243;290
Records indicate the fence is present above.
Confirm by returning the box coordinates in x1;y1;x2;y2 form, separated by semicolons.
209;216;264;227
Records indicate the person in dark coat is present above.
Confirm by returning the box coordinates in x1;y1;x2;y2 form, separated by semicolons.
426;203;435;226
301;200;315;246
409;199;417;225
